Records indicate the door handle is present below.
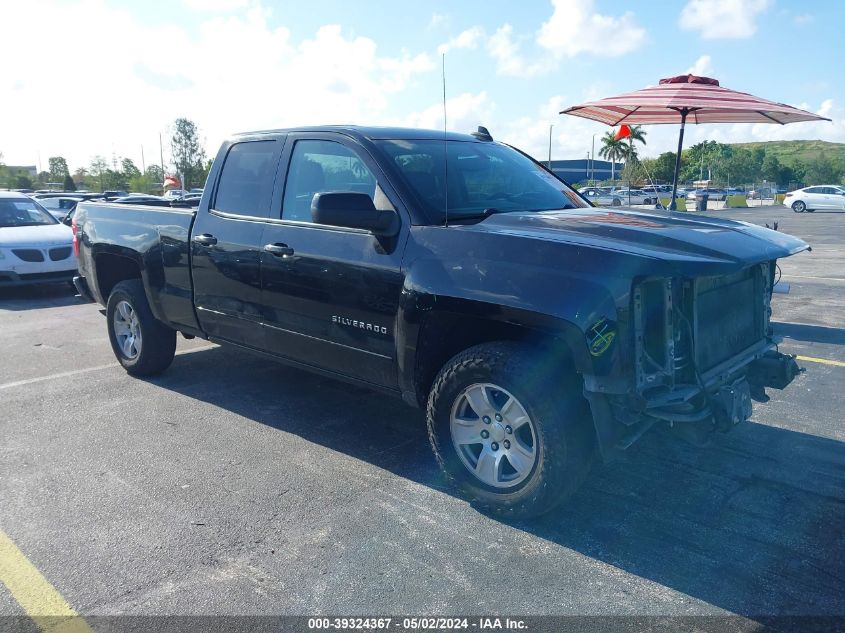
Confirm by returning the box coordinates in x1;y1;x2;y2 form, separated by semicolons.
264;243;294;258
193;233;218;246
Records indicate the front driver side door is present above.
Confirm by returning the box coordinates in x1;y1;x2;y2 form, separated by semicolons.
258;135;408;389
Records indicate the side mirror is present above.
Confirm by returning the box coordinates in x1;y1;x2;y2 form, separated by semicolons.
311;192;398;236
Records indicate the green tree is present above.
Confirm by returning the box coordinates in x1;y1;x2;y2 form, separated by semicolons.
48;156;70;183
620;159;646;186
170;117;207;189
89;156;109;192
73;167;89;190
761;154;784;184
620;125;647;163
121;158;141;180
650;152;677;183
63;174;76;191
803;155;843;185
598;131;625;180
15;174;33;189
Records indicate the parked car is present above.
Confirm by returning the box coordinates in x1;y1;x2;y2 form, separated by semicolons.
580;189;626;206
0;192;77;286
686;188;727;202
612;189;655;205
73;125;806;518
783;186;845;213
36;196;82;221
747;188;774;200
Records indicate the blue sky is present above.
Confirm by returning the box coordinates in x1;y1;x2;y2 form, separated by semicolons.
1;0;843;171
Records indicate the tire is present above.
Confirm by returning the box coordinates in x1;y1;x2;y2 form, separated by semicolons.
611;198;621;206
106;279;176;376
427;341;595;519
792;201;806;213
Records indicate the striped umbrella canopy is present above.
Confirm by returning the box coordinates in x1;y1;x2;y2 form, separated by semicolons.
560;74;830;209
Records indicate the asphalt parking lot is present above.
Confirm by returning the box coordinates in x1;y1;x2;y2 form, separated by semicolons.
1;205;843;626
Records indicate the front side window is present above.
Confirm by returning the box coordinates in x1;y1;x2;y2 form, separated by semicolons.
282;140;382;222
214;140;278;218
0;199;58;227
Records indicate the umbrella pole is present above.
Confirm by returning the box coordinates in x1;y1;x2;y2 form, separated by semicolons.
669;108;688;211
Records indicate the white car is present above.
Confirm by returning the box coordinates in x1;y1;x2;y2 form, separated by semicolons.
35;196;82;221
0;192;77;286
784;186;845;213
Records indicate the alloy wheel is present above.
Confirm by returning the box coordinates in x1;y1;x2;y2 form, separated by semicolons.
450;383;538;489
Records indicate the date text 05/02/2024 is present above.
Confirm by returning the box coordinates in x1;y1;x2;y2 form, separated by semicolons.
308;617;528;630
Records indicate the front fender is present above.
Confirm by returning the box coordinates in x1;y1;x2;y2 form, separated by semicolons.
396;249;627;402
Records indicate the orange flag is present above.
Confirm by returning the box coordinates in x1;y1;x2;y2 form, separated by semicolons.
614;124;632;141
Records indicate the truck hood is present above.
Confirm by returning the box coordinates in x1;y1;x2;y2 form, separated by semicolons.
467;208;808;267
0;223;73;247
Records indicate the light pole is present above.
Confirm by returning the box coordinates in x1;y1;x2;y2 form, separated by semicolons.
547;124;553;170
591;134;596;184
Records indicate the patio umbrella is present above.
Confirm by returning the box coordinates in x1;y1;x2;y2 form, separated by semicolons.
560;74;830;210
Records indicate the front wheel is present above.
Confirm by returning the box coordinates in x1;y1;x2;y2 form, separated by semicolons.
611;198;621;206
792;201;806;213
427;342;595;519
106;279;176;376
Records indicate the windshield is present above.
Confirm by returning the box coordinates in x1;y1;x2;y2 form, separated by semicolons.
0;198;58;228
373;139;588;220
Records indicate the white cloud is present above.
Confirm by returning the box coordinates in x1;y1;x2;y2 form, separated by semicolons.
488;0;645;78
793;14;813;26
686;55;714;76
537;0;646;58
437;26;484;55
679;0;770;39
396;92;495;134
429;13;450;29
0;1;433;170
487;24;554;78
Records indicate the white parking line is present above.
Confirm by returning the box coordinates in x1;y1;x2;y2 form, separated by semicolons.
781;274;845;282
0;345;217;391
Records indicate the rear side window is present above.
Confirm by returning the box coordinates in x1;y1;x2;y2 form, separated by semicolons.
213;140;279;218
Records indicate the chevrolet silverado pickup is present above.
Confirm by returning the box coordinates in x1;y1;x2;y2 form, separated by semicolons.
74;126;807;517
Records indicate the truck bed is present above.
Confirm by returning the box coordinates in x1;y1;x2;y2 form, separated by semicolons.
74;202;200;333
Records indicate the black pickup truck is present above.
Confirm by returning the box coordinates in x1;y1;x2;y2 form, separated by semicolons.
74;125;807;517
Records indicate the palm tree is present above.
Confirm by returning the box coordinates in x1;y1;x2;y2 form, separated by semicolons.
598;131;625;180
620;125;648;164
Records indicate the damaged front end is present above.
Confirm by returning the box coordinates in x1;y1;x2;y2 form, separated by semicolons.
585;261;803;459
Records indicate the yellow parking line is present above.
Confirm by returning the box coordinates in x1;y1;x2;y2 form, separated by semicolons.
0;529;93;633
797;355;845;368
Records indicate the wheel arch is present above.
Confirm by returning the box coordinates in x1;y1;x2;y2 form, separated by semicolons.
405;300;593;409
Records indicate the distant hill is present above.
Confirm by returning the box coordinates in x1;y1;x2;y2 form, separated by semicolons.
729;140;845;166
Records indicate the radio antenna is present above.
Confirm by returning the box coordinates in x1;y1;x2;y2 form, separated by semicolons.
442;52;449;227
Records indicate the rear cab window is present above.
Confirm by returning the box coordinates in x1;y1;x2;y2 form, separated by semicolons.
212;140;281;218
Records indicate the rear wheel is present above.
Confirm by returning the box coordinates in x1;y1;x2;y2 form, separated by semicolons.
611;198;621;206
427;342;595;519
792;201;806;213
106;280;176;376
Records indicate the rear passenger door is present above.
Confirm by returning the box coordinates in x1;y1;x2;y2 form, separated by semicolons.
258;134;408;389
191;137;284;348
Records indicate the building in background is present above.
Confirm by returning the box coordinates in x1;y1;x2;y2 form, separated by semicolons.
548;159;621;183
3;165;38;177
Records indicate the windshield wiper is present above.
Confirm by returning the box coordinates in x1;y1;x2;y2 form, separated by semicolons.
446;207;505;221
